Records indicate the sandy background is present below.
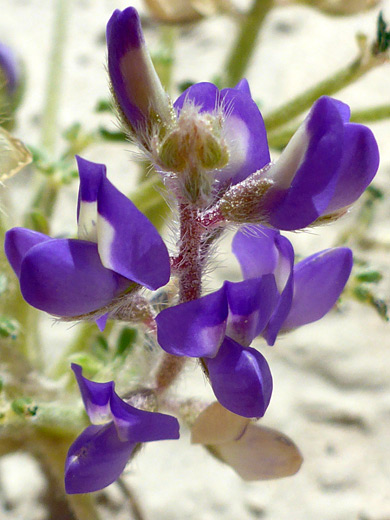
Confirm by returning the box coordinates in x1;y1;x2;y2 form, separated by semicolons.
1;0;390;519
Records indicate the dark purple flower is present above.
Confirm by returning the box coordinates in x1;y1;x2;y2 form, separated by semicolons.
65;364;180;494
106;7;173;138
258;97;379;230
106;7;378;226
156;279;276;418
5;157;170;317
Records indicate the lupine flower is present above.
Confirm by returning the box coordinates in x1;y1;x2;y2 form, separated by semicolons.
5;157;170;318
107;7;379;227
156;229;352;416
65;364;180;493
232;226;354;344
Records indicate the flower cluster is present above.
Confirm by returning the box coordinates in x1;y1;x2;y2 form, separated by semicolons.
4;5;379;494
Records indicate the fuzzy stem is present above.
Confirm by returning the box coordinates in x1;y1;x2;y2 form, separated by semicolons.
263;43;388;132
223;0;274;87
155;203;204;393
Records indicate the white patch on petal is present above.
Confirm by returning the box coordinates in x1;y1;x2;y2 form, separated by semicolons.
120;46;172;124
87;404;112;425
200;322;226;357
274;253;291;293
78;201;98;242
97;215;116;271
266;122;308;189
219;115;249;181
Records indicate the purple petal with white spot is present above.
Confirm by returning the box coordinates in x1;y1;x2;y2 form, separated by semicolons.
5;227;52;278
174;82;270;185
156;286;228;358
65;422;136;494
282;247;353;331
71;364;113;424
205;337;273;418
225;277;278;346
110;391;180;443
97;175;170;290
18;238;130;316
266;96;345;230
323;123;379;214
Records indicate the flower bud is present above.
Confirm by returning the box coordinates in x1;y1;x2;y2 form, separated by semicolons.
107;8;175;146
154;104;230;202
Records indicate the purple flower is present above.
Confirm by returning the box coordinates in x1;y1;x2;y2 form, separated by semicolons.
106;7;379;228
156;280;276;418
0;42;21;96
65;364;179;494
232;225;353;343
5;157;170;317
156;228;353;416
107;7;174;140
258;97;379;230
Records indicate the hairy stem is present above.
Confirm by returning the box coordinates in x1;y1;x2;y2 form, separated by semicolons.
155;203;204;393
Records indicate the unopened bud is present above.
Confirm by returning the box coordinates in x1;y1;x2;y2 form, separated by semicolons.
218;167;274;224
107;8;175;146
154;104;230;203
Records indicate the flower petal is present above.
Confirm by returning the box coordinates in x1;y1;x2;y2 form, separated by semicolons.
174;82;270;185
65;422;135;494
76;156;106;242
156;286;228;357
323;123;379;214
191;402;250;445
110;391;180;442
232;226;281;279
282;247;353;330
266;96;345;230
225;277;278;346
205;337;273;418
19;238;130;316
97;175;170;290
4;227;52;278
262;233;295;346
71;364;113;424
106;7;172;135
213;424;303;480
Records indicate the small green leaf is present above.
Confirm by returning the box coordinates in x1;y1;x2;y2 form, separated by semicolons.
116;327;137;357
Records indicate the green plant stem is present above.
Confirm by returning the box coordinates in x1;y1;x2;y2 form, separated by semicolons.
41;0;71;154
153;25;177;93
263;44;388;132
223;0;274;87
350;104;390;123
